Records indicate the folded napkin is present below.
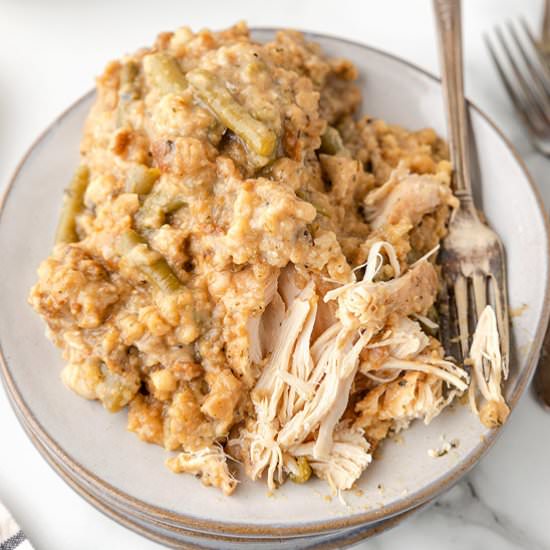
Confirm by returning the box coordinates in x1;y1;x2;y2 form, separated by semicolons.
0;501;33;550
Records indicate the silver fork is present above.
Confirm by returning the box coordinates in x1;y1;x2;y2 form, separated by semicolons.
485;13;550;155
485;2;550;409
433;0;510;374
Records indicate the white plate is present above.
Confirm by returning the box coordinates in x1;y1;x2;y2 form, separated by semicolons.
1;29;549;538
9;392;426;550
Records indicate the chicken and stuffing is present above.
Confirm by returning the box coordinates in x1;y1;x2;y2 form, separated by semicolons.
29;23;509;496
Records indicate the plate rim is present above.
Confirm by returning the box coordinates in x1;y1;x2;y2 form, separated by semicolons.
1;28;549;537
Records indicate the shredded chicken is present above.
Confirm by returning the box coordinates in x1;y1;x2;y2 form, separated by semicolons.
355;371;459;445
324;247;438;333
468;305;510;427
241;240;481;493
246;269;279;364
242;273;317;489
291;425;372;492
364;163;458;230
166;445;237;496
385;317;430;359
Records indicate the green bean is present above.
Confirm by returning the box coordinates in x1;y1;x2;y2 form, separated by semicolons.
125;165;161;195
143;53;187;95
116;228;145;254
320;126;350;156
163;198;187;214
119;61;141;101
55;165;90;244
186;68;277;158
134;187;187;232
117;61;141;127
289;457;312;484
116;229;183;294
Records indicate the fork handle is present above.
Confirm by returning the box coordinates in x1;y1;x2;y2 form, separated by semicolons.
543;0;550;47
534;321;550;410
433;0;473;198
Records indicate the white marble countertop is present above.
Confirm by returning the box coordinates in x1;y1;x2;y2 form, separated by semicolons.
1;1;549;549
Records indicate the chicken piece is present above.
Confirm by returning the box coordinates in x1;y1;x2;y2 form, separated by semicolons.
217;266;279;385
275;245;392;456
241;276;317;489
252;278;316;412
364;165;457;230
360;327;469;392
281;293;318;421
248;241;458;488
238;405;284;488
263;243;434;464
244;268;279;364
166;446;237;495
291;426;371;491
364;353;468;394
361;317;430;364
311;288;338;341
468;305;510;428
325;257;439;333
357;317;430;383
355;371;449;444
256;267;320;428
276;327;368;457
259;292;286;357
385;317;430;359
384;261;439;316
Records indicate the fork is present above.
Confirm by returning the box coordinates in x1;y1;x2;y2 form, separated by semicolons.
485;13;550;155
485;2;550;409
433;0;510;376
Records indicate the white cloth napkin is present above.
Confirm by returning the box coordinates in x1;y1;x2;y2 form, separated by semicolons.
0;501;33;550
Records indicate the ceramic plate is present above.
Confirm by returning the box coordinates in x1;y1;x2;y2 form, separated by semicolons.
7;387;427;549
1;29;549;538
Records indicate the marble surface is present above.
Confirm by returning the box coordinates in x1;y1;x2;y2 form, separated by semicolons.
0;1;549;549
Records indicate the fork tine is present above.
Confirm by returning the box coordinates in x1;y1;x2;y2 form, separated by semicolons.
438;283;452;355
489;271;510;379
470;273;489;380
439;281;464;363
506;21;550;117
520;17;550;83
495;25;550;127
453;275;470;361
471;272;487;321
484;34;545;136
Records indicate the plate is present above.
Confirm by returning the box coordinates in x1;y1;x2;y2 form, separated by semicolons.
1;29;549;538
6;386;428;549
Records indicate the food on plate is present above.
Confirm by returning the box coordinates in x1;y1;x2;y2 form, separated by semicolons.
29;22;509;496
